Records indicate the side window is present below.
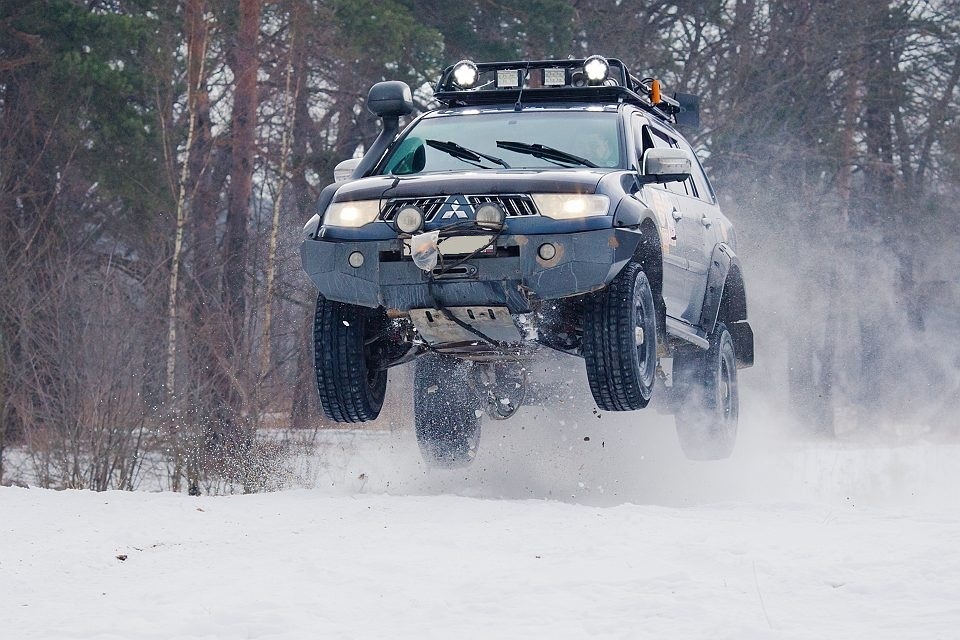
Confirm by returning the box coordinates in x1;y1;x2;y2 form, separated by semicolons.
631;115;647;163
677;138;716;203
689;154;715;203
646;126;690;197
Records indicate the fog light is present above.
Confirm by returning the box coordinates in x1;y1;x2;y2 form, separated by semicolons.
475;202;505;228
395;205;424;234
348;251;364;268
538;243;557;261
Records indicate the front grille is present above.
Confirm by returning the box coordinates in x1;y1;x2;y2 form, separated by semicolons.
467;194;538;217
380;197;446;222
379;194;540;222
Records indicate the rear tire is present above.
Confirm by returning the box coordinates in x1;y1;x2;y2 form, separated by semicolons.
674;322;739;460
583;261;658;411
313;294;387;422
414;354;481;468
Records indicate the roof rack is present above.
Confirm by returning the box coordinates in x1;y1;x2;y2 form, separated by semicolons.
433;57;699;129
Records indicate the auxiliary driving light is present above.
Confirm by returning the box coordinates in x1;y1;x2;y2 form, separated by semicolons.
395;205;424;234
583;55;609;84
452;60;479;88
543;68;566;86
538;243;557;261
348;251;364;268
474;202;505;228
496;69;521;88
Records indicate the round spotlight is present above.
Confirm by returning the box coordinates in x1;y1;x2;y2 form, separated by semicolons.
474;202;505;228
583;55;609;84
394;205;424;234
452;60;479;88
348;251;364;268
537;243;557;261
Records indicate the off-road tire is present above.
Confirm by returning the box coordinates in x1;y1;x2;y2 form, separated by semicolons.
673;322;738;460
313;294;388;422
583;261;658;411
414;354;481;468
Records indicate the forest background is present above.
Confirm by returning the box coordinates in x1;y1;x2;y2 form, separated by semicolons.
2;0;958;491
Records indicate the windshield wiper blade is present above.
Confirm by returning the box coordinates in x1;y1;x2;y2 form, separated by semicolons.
495;140;597;168
425;139;511;169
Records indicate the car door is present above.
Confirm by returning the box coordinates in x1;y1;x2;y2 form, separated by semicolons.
644;124;708;326
630;117;684;321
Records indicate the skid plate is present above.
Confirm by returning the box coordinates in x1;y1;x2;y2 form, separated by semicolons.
409;306;521;346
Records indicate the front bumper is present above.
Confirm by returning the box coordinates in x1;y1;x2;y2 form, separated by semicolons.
300;227;643;313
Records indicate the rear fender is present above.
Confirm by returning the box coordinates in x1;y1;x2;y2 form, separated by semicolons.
699;243;753;367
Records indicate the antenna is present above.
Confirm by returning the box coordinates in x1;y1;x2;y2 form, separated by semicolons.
514;62;530;111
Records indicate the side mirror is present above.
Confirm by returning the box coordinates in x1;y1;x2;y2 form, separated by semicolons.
367;81;414;118
334;158;361;182
641;148;692;183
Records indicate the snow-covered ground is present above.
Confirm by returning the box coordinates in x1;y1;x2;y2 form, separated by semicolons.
3;389;960;639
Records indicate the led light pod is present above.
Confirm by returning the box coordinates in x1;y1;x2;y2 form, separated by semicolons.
583;55;609;84
543;68;566;86
496;69;521;88
452;60;479;88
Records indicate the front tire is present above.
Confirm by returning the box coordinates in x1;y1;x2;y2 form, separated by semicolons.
414;354;481;468
673;322;739;460
583;261;658;411
313;294;388;422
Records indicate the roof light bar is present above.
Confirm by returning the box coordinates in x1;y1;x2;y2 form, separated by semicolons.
432;57;699;129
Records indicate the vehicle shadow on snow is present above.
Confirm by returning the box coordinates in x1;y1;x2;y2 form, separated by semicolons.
303;356;960;511
305;358;807;508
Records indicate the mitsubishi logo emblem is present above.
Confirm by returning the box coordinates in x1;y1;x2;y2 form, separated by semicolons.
438;195;472;220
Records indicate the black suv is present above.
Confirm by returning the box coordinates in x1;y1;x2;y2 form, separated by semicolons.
301;57;753;467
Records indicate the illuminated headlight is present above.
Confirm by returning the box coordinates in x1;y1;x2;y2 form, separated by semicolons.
531;194;610;219
583;55;609;84
453;60;478;88
474;202;505;228
394;205;424;234
323;200;381;228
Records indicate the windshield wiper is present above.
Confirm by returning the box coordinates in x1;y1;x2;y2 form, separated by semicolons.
495;140;597;168
425;139;511;169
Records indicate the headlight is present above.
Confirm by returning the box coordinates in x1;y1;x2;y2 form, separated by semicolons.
531;194;610;219
323;200;381;228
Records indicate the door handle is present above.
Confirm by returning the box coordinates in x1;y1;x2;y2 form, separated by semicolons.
700;214;712;228
671;209;682;221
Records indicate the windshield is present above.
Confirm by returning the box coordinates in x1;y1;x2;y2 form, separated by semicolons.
378;111;622;175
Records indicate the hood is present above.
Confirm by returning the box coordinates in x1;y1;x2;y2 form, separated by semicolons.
333;169;610;202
